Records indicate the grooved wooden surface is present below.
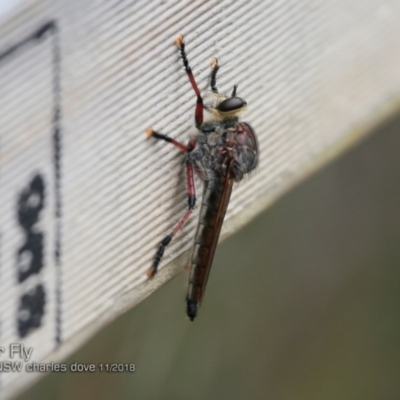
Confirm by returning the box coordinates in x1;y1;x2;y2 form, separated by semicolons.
1;1;400;398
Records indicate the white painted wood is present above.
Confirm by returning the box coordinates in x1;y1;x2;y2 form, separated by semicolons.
1;0;400;398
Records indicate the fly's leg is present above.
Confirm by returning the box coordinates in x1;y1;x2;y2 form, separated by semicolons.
176;34;204;129
145;128;193;152
147;162;196;278
146;128;196;278
210;56;238;98
210;57;219;93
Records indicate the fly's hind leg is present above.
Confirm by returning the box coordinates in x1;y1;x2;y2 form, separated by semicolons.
146;128;196;278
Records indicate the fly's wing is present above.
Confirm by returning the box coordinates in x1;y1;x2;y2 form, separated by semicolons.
187;162;234;306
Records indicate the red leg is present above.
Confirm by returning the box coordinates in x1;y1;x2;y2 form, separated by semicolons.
146;127;194;152
176;34;204;128
147;161;196;278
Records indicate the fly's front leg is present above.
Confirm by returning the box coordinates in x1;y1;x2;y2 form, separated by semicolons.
175;34;204;129
210;57;237;98
210;57;219;93
146;129;196;278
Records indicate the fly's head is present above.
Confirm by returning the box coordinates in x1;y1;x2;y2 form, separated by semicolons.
207;58;247;122
215;95;247;119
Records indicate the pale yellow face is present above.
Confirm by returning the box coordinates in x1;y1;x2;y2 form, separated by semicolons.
207;93;248;119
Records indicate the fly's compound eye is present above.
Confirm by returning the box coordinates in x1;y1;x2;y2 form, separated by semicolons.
216;97;247;113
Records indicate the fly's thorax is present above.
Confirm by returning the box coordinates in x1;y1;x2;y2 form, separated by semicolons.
188;138;225;182
189;119;258;182
229;122;259;181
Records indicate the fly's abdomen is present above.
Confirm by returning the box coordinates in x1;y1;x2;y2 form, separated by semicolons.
186;178;233;320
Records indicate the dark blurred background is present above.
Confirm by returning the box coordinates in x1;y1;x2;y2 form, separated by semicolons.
20;112;400;400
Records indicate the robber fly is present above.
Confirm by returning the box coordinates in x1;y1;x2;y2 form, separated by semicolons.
146;34;259;321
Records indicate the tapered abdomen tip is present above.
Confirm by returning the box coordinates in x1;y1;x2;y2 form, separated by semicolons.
186;298;197;321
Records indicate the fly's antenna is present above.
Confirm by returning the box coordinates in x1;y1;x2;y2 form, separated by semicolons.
231;84;238;97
